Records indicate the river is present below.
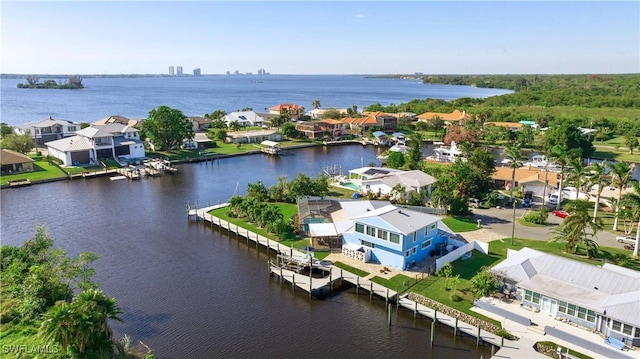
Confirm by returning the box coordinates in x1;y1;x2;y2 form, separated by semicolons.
1;145;490;358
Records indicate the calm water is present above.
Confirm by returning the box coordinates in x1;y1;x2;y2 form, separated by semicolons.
1;145;490;358
0;75;512;125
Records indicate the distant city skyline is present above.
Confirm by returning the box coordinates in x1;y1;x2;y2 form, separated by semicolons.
1;2;638;75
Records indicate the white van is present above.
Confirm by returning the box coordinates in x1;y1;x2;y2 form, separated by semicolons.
548;193;559;205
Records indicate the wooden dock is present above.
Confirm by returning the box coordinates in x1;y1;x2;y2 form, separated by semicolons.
188;203;539;353
8;179;32;187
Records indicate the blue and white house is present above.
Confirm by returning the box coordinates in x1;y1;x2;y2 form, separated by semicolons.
341;203;447;270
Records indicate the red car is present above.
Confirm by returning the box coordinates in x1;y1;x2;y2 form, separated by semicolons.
552;210;570;218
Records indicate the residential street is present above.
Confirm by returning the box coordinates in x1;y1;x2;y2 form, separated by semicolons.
462;206;631;250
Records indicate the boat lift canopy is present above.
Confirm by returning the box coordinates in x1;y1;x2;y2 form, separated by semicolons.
260;140;281;148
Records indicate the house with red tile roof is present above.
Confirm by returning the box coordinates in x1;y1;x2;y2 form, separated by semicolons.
269;104;305;119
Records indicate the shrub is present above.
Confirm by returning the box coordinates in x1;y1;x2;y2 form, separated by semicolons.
450;294;462;302
523;207;548;225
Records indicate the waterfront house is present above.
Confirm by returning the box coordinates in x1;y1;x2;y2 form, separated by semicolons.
492;248;640;347
187;116;213;132
346;167;437;199
341;203;447;270
295;121;329;140
45;123;145;166
297;199;449;270
417;110;470;125
339;116;379;135
15;117;79;146
362;111;398;132
93;115;142;128
0;149;34;174
225;129;282;144
270;104;305;120
223;111;264;127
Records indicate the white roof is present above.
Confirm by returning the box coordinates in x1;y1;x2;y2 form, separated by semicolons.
225;111;263;124
76;123;137;138
493;248;640;327
260;140;280;147
308;223;338;237
45;135;92;152
377;170;437;189
17;118;75;129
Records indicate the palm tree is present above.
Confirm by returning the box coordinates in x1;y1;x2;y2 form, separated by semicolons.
550;199;602;258
546;146;579;210
609;162;634;231
40;301;75;354
503;142;528;244
567;157;588;200
312;99;321;110
586;161;608;224
620;181;640;257
40;289;123;358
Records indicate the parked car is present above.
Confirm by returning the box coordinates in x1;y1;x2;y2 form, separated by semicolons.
551;210;570;218
469;198;482;208
548;194;559;205
616;235;636;245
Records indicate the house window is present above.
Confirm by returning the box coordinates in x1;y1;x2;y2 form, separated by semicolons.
361;240;375;248
355;223;364;233
577;307;587;320
587;310;596;323
413;232;417;242
389;233;400;244
567;304;576;316
622;325;633;336
67;126;76;131
366;226;376;237
430;223;436;231
405;250;410;257
422;239;432;249
532;292;540;304
377;230;388;241
612;320;622;332
558;301;567;313
412;246;417;254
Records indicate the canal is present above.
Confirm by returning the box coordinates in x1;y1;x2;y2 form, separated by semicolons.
1;145;491;358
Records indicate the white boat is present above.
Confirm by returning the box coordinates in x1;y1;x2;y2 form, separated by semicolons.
110;176;127;181
428;141;463;163
525;155;561;171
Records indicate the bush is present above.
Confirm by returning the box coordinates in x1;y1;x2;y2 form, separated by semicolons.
450;294;462;302
496;328;515;339
523;207;548;225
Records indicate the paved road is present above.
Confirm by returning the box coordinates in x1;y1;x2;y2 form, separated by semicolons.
466;206;630;250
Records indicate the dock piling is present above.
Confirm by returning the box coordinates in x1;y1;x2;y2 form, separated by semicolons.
430;322;435;346
387;304;392;327
454;318;458;336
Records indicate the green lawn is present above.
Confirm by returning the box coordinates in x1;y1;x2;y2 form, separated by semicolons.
409;250;503;327
442;216;479;232
489;238;640;271
1;160;68;185
371;274;415;293
333;261;369;277
208;203;332;259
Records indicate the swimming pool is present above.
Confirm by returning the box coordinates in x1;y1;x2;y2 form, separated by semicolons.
341;182;361;191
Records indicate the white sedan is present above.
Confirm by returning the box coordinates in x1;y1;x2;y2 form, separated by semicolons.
616;235;636;245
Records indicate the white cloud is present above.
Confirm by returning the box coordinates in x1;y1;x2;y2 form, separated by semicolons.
355;14;365;18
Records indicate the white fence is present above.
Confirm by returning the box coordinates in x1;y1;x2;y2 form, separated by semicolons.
435;241;489;271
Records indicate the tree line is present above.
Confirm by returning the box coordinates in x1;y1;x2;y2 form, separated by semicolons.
17;75;84;89
0;227;153;358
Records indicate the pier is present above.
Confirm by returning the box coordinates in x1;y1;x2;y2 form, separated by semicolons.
187;203;546;356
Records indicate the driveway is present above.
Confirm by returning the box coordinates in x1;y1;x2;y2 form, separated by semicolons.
465;206;629;250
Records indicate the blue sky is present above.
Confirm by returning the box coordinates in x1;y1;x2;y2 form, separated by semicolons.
1;1;638;75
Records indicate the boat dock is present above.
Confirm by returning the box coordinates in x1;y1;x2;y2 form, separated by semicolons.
187;203;549;356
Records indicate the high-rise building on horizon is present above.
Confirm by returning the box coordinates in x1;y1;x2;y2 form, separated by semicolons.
177;66;183;76
193;68;201;76
169;66;175;76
